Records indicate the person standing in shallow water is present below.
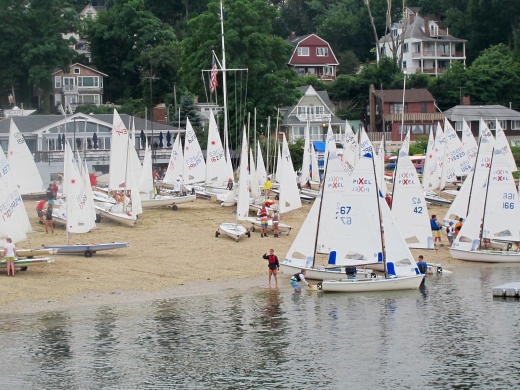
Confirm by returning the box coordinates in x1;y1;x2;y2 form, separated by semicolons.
290;269;312;292
263;249;279;288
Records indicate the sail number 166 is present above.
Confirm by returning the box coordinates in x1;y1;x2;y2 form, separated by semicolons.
503;193;515;209
339;206;352;225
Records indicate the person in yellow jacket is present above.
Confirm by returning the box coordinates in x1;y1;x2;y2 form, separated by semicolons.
263;177;272;199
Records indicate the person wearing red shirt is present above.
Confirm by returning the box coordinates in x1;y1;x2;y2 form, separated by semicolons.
51;181;59;199
36;200;46;224
89;172;97;187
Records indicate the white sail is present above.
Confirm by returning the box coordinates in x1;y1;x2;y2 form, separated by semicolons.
358;127;374;156
275;145;282;183
310;143;320;182
342;121;358;175
0;173;27;244
236;130;249;221
0;145;32;234
430;123;446;190
482;149;520;241
301;123;311;184
183;118;206;184
256;141;267;186
401;128;411;156
163;134;183;183
421;129;437;191
205;109;228;186
375;138;387;197
279;134;302;214
128;154;142;217
249;148;261;199
392;144;433;249
462;118;478;170
139;146;154;199
8;119;44;195
128;136;142;188
444;119;472;178
64;140;96;234
82;158;97;222
324;123;337;157
330;154;382;265
379;196;419;277
108;109;131;191
495;120;517;172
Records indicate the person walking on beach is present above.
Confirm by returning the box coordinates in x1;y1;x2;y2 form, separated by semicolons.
446;222;455;247
36;199;46;225
263;177;272;199
226;178;234;190
272;211;280;238
454;218;463;238
263;249;279;288
4;237;17;277
51;181;59;199
430;215;442;246
259;205;268;237
45;204;54;234
46;183;54;201
290;269;312;292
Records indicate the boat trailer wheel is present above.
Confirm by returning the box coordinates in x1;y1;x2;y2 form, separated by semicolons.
84;250;93;258
246;231;251;238
172;204;178;211
95;214;102;223
215;230;220;238
436;266;443;274
251;226;256;232
317;283;323;291
20;267;28;272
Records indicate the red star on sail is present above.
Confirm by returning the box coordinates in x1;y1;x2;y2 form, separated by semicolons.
211;140;216;145
71;179;76;184
186;146;189;150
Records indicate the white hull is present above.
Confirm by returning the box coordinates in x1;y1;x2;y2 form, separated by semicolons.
0;257;54;268
319;274;424;292
424;191;452;205
301;188;320;198
218;223;249;242
17;248;57;257
141;194;195;209
370;261;444;275
450;248;520;263
280;262;373;281
246;218;291;234
96;206;136;227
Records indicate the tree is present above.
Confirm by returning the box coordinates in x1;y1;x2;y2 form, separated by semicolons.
88;0;180;103
294;75;328;91
409;135;428;155
181;0;301;148
288;137;304;169
171;93;206;149
337;51;360;75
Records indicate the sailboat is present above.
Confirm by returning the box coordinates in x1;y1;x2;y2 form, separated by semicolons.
256;141;267;187
95;109;141;227
217;129;251;241
300;123;320;199
8;119;45;197
450;148;520;262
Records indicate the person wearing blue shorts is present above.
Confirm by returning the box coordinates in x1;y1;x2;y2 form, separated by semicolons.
290;270;311;292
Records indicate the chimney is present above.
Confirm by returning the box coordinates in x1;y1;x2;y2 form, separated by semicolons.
462;96;471;106
409;13;415;25
424;17;430;37
369;84;376;132
153;104;166;125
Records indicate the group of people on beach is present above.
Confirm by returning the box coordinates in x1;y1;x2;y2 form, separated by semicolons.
430;214;463;248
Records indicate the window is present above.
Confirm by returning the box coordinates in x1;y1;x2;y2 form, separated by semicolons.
77;76;99;87
78;94;100;104
498;120;507;130
73;68;80;74
292;126;305;137
297;67;305;76
393;29;398;37
412;125;424;134
298;47;309;56
415;44;421;53
315;106;324;115
398;125;411;134
424;125;434;134
307;67;315;74
63;77;75;91
512;120;520;130
65;96;77;105
455;122;463;132
486;120;496;130
403;61;407;69
316;47;328;56
297;106;307;115
55;76;61;88
86;11;93;18
390;103;406;114
403;43;409;53
421;102;428;113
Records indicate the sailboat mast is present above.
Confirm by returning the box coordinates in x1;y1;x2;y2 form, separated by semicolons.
311;152;330;268
266;116;270;174
220;0;229;159
371;152;387;278
479;147;495;250
465;135;483;217
274;108;280;177
253;108;257;163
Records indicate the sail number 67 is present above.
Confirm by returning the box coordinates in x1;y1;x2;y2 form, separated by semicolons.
339;206;352;225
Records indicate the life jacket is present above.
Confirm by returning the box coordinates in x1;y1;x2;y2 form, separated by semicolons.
292;272;302;281
260;208;267;217
46;188;54;199
46;208;53;219
417;261;428;274
268;255;277;265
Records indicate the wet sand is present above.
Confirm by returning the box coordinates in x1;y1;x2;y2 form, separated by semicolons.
0;198;455;313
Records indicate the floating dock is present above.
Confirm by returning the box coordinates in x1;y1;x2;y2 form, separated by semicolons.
492;282;520;297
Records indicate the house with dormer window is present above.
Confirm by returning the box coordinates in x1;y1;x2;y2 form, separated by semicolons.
287;34;339;81
51;63;107;111
280;85;344;143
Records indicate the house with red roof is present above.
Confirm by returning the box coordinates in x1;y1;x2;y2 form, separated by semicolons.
287;33;339;82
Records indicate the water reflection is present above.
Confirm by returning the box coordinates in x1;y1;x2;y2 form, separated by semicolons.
1;264;520;388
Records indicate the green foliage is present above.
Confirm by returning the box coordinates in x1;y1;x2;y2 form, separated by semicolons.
74;105;114;114
511;146;520;170
409;136;429;155
337;50;360;75
294;75;328;91
288;137;304;169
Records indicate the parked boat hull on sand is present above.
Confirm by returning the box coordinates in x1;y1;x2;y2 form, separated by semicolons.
0;257;54;269
43;242;129;257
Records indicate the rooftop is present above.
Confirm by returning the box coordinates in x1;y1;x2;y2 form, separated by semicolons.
443;105;520;121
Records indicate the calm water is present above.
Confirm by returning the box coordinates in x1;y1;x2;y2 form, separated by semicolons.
1;264;520;389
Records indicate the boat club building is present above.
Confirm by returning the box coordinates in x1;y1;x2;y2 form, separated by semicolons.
0;113;182;183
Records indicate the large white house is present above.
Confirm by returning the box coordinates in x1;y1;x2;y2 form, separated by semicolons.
378;7;467;75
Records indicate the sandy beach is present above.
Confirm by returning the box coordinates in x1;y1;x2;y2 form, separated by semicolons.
0;198;456;312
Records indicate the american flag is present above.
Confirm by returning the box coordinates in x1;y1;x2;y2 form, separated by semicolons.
210;58;218;93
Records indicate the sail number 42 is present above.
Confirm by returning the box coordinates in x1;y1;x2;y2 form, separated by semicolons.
503;193;515;209
412;197;423;213
339;206;352;225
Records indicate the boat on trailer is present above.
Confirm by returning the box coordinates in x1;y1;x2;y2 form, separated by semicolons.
0;257;54;270
43;242;129;258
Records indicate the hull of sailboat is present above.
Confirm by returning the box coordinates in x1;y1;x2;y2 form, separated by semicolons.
301;188;320;198
370;262;445;275
319;274;424;292
21;191;47;201
96;207;136;227
52;214;67;226
43;242;129;255
442;189;459;198
92;191;117;205
271;189;313;203
249;203;279;215
280;263;373;281
424;192;452;206
17;248;58;257
450;248;520;263
246;218;291;234
141;194;195;209
219;223;249;242
0;257;54;268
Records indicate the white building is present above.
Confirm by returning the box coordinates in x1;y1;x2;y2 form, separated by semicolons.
378;7;467;75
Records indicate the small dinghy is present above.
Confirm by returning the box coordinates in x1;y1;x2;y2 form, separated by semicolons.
245;217;292;235
216;223;250;242
424;191;451;206
43;242;129;258
0;257;54;270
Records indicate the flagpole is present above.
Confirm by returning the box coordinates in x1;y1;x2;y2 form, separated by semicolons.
220;0;229;161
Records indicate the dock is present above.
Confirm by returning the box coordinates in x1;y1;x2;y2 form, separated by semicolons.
492;282;520;297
